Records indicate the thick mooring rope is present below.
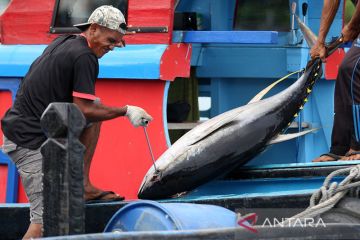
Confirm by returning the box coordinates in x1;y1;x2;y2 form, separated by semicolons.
279;164;360;226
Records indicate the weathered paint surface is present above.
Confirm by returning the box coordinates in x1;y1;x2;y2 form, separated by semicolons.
0;0;174;45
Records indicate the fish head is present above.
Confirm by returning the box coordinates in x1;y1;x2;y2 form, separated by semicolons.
138;143;192;199
137;169;164;199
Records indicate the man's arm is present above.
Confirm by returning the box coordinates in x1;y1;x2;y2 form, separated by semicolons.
73;97;153;127
73;97;126;122
310;0;340;61
342;1;360;42
317;0;341;45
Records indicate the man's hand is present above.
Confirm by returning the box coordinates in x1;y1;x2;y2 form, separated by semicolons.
125;105;153;127
310;42;327;62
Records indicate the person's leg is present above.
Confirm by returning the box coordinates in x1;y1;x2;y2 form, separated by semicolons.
345;132;360;160
346;125;360;160
313;70;352;162
80;122;124;201
341;39;360;160
4;143;44;239
313;49;355;162
328;106;352;155
23;223;42;240
81;122;101;194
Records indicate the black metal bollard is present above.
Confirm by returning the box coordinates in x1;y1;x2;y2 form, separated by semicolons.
40;103;86;237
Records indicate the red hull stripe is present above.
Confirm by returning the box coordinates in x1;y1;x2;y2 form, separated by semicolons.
73;91;97;100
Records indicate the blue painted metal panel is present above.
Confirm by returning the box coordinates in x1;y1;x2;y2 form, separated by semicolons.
163;81;171;148
168;176;344;201
307;0;344;20
0;44;167;79
308;19;343;43
286;47;310;72
189;32;291;68
305;0;343;43
0;45;47;77
196;46;289;78
210;0;237;30
173;31;278;44
4;163;18;204
0;156;7;164
0;78;20;203
99;45;167;79
0;203;29;207
244;160;360;170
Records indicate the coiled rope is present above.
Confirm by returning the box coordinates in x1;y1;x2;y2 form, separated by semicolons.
280;164;360;226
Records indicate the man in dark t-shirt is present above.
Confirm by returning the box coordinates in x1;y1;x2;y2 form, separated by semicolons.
1;5;152;239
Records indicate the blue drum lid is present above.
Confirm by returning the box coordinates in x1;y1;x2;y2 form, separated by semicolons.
104;200;237;232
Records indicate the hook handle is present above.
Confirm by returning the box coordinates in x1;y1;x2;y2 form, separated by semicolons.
143;126;159;173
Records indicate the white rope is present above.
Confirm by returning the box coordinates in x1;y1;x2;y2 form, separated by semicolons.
279;164;360;226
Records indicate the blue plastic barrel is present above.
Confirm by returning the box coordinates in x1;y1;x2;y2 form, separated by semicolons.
104;200;237;232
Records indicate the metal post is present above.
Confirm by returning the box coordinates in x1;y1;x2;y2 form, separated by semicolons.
41;103;86;237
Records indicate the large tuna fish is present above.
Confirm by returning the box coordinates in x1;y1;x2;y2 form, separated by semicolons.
138;21;344;200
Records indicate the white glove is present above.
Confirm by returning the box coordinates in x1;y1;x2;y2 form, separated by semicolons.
125;105;153;127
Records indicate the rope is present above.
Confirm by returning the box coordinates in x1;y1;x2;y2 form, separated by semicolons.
279;164;360;226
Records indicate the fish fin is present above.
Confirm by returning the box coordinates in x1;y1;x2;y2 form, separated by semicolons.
186;109;242;146
179;105;247;146
267;128;319;145
248;69;303;104
295;15;318;48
